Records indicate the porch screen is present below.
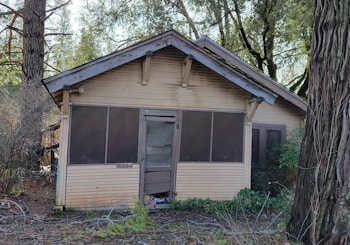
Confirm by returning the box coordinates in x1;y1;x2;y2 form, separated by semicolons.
70;106;107;164
212;112;244;161
107;108;139;163
69;106;139;164
180;111;244;162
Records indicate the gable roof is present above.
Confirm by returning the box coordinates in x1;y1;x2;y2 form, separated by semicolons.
43;30;307;111
194;36;307;111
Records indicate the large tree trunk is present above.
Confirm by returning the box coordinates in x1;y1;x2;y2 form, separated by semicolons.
287;1;350;244
21;0;46;153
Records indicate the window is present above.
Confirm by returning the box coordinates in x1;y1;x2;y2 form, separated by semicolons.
69;106;139;164
212;112;244;161
251;123;286;168
180;111;211;161
180;111;244;162
107;108;139;163
70;106;107;164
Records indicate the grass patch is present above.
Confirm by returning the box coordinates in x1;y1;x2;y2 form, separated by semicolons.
95;201;155;237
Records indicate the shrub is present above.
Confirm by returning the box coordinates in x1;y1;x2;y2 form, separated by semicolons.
95;201;155;237
276;128;304;169
252;129;304;195
171;188;294;217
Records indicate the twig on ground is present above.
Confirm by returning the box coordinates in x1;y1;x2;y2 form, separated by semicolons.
253;191;270;227
186;219;222;228
0;199;26;221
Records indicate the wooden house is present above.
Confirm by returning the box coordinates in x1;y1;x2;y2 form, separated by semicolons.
43;30;307;209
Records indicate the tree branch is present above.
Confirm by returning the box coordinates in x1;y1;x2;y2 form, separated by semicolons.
44;32;72;37
0;3;25;19
231;0;264;70
46;0;71;13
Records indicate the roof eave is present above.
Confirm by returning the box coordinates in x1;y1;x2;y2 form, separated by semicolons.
44;30;277;105
195;36;307;112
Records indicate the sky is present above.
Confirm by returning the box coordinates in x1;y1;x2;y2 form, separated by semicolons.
67;0;83;31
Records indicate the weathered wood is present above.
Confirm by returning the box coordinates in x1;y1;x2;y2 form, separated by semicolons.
142;51;153;85
69;48;251;112
44;31;276;105
182;54;193;87
195;36;307;111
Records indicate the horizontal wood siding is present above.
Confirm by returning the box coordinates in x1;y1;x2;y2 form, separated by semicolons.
65;164;139;209
176;162;245;201
253;98;305;131
70;47;250;112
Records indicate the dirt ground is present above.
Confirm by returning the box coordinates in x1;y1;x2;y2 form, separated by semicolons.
0;176;288;245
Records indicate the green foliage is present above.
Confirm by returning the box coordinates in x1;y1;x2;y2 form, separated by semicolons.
95;201;155;238
63;231;89;243
126;201;155;232
171;188;294;217
277;129;304;169
252;129;303;194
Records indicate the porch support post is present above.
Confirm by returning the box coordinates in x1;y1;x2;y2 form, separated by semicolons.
142;51;153;85
244;97;263;188
182;54;193;87
56;87;70;208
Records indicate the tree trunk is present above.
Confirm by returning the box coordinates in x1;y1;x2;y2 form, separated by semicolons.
21;0;46;156
287;1;350;244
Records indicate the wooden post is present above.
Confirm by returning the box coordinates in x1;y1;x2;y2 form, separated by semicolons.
56;88;70;207
244;97;263;188
142;51;153;85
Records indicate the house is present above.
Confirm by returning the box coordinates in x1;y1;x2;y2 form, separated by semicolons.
43;30;307;210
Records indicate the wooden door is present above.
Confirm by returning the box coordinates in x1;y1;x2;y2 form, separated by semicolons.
142;116;176;199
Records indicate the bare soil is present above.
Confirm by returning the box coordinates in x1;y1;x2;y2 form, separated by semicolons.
0;176;289;245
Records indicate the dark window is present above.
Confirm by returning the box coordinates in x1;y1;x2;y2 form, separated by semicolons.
69;106;139;164
180;111;211;161
107;108;139;163
251;124;286;168
266;130;282;161
70;106;107;164
180;111;245;162
212;112;244;161
251;129;260;167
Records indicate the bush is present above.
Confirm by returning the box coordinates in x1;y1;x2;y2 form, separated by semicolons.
0;87;26;194
95;201;155;237
252;129;304;195
171;188;294;217
276;128;304;169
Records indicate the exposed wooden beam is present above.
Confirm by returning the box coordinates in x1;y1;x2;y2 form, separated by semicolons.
61;87;70;116
182;54;194;87
142;51;153;85
246;97;264;123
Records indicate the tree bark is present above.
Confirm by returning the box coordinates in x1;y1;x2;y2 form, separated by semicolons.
287;1;350;244
21;0;46;152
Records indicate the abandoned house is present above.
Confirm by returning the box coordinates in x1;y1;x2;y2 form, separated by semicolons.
43;30;307;209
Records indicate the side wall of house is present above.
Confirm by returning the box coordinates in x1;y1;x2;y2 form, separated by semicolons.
60;47;252;208
65;165;139;209
175;163;245;200
253;98;305;132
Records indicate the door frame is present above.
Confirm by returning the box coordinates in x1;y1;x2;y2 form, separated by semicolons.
138;109;180;203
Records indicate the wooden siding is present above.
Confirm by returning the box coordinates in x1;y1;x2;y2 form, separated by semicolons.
175;163;245;201
65;164;139;209
70;47;250;112
253;98;305;131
